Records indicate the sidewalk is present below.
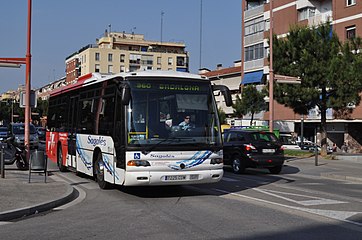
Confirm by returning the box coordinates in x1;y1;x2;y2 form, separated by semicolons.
284;154;362;183
0;154;361;222
0;165;77;222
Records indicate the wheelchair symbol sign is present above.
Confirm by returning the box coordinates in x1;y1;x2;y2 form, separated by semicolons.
134;153;141;159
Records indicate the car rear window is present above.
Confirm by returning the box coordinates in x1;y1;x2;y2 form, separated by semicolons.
13;125;37;134
250;132;278;143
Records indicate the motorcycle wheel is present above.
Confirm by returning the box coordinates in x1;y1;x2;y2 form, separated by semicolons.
16;159;29;170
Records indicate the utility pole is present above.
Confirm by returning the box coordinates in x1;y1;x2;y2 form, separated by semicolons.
269;0;274;132
0;0;32;163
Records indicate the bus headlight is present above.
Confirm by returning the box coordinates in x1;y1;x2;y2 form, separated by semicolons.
127;160;151;167
210;158;223;164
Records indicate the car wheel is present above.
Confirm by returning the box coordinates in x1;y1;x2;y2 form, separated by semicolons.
94;151;112;189
232;158;245;174
269;165;282;174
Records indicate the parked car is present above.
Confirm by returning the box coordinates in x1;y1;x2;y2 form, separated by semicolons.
223;129;285;174
36;127;46;141
7;123;39;149
0;126;8;142
279;133;301;150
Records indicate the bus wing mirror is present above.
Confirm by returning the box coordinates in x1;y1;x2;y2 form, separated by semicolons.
118;83;131;105
212;85;232;107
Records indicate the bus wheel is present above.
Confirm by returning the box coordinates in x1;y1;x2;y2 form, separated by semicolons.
95;152;112;189
57;145;67;172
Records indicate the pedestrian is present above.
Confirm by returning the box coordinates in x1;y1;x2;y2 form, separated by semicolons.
332;143;337;152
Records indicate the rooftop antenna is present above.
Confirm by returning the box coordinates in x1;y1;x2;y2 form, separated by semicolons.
161;11;165;43
108;24;111;34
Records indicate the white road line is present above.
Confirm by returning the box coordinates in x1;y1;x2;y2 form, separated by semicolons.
213;188;362;227
253;188;347;206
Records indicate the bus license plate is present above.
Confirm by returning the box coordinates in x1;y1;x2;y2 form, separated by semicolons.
262;149;275;153
165;175;186;181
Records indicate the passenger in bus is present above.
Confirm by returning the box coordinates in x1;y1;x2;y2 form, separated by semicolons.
179;115;194;131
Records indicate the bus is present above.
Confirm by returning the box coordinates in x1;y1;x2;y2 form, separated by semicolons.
46;71;232;189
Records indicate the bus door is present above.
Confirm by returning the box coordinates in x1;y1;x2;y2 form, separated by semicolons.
68;96;78;168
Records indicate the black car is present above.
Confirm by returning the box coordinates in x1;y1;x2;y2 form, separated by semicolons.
223;129;285;174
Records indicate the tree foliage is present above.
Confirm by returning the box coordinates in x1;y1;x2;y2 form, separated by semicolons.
272;22;362;154
233;85;267;125
218;107;227;124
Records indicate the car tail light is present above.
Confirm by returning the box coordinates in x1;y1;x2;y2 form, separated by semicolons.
244;144;256;151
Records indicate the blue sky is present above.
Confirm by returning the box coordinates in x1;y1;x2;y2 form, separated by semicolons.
0;0;241;93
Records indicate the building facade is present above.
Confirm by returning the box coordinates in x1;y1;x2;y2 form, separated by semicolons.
238;0;362;152
65;31;189;84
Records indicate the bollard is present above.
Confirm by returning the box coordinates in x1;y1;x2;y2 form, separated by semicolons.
1;145;4;178
314;127;318;166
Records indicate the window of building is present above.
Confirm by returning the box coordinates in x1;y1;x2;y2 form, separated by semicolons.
157;57;162;65
120;66;125;73
245;43;264;61
108;53;113;62
246;0;264;10
346;26;356;39
168;57;173;66
95;52;100;61
177;56;185;66
120;54;125;63
245;17;264;36
95;64;100;73
108;65;113;73
346;0;356;6
130;54;141;64
298;7;316;21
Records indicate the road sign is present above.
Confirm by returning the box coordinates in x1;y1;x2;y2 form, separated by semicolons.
19;90;37;108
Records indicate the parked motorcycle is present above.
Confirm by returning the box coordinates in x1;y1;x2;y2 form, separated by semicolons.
1;138;29;170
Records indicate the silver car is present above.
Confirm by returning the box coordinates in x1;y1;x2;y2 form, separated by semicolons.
8;123;39;149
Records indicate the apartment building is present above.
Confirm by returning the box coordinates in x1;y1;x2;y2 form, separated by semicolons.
239;0;362;151
65;31;189;84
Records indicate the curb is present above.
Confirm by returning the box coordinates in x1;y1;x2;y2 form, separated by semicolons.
321;172;362;183
0;184;78;221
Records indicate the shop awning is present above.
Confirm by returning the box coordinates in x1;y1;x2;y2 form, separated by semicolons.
242;70;263;84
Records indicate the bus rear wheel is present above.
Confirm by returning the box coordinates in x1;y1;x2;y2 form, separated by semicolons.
57;145;67;172
95;152;112;189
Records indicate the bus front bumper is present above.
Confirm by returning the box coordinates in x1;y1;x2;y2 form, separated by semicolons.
123;169;223;186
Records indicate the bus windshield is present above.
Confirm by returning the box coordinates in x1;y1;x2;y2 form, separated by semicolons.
126;79;221;149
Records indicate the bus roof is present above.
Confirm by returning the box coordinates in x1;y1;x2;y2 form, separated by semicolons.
50;70;208;97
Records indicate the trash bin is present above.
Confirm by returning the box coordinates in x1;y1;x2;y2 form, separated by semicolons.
28;150;47;183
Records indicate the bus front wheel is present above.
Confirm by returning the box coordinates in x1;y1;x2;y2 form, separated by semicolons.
95;152;112;189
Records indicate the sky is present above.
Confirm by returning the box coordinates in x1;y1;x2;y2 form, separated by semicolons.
0;0;241;93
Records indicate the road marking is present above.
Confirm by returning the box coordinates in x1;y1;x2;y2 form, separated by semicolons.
253;188;347;206
213;188;362;227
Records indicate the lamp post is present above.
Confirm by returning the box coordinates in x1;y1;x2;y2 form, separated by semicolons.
269;0;274;132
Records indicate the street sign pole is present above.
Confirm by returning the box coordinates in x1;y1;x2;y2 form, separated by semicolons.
25;0;32;164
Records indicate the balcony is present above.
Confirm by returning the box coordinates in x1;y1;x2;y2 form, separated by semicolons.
308;11;333;27
244;5;264;20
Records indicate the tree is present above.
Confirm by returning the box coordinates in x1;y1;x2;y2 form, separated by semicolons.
272;22;362;155
233;85;267;126
218;107;227;125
